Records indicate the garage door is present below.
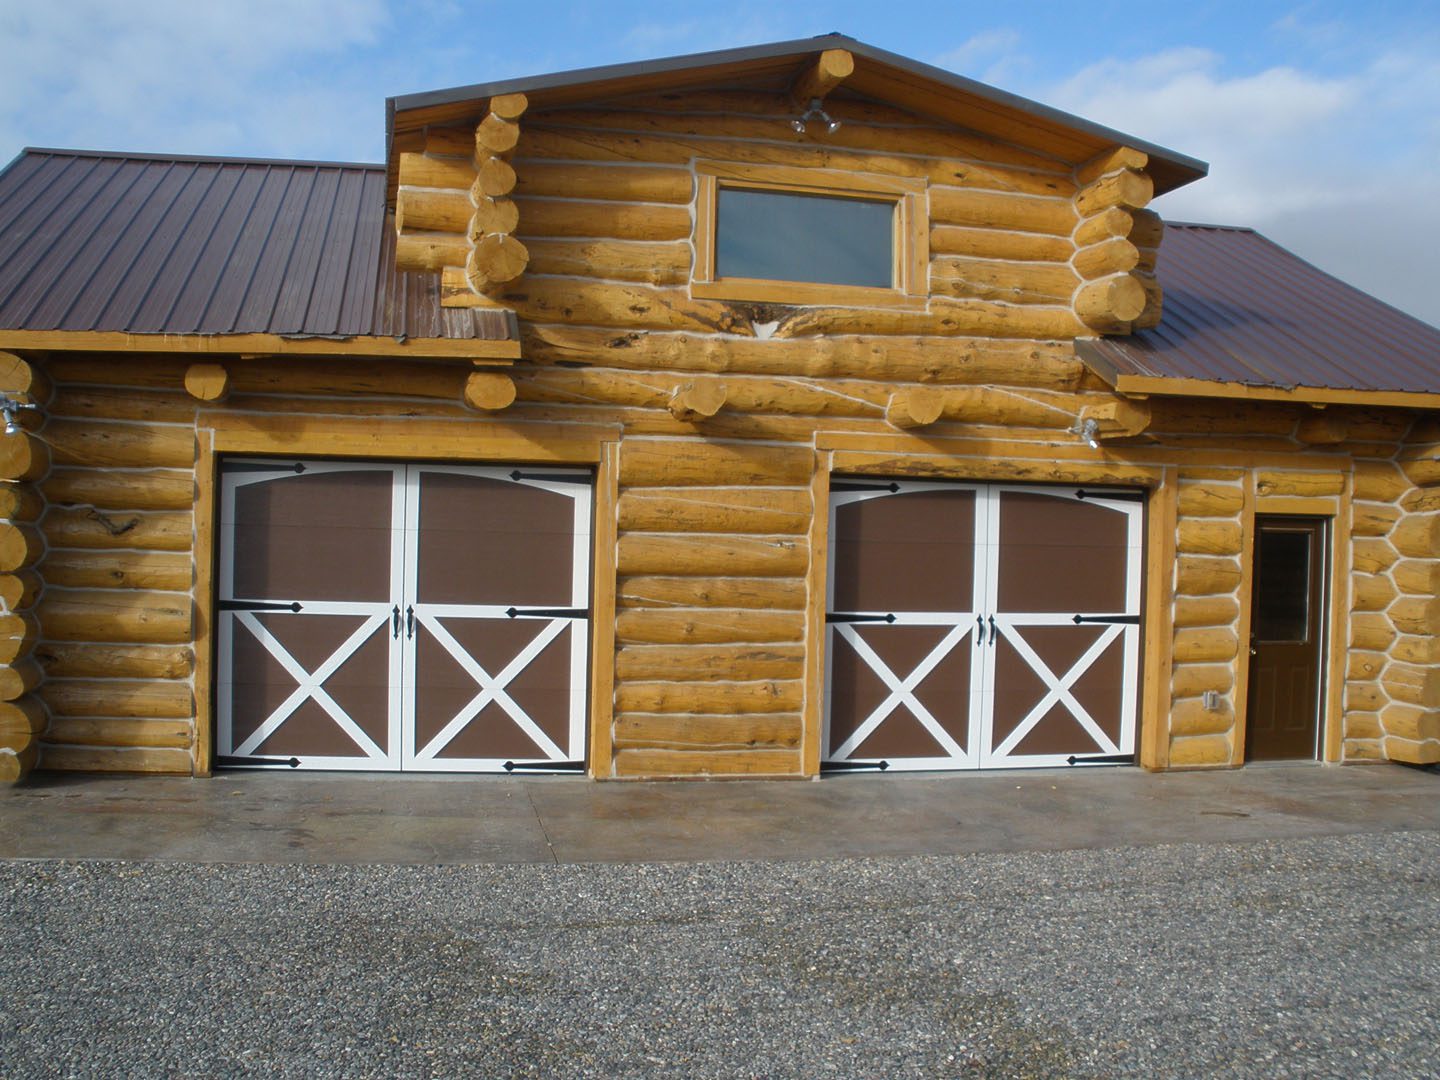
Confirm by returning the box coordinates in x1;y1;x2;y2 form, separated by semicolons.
216;459;591;772
825;481;1141;771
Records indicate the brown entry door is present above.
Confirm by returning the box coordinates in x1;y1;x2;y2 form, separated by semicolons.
217;460;591;772
1246;517;1326;761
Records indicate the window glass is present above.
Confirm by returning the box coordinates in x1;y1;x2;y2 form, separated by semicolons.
715;187;893;288
1255;529;1310;642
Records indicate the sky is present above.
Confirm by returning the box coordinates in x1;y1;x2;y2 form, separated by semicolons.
2;1;1437;327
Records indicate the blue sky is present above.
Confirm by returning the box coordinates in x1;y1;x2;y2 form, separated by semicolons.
3;1;1437;325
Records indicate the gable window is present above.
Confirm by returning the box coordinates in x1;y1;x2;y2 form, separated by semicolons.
693;162;927;307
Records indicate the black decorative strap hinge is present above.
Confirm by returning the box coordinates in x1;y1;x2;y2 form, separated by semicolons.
1072;614;1140;625
1065;753;1133;766
508;470;592;485
216;755;301;768
826;612;896;624
830;481;900;493
218;600;303;613
505;606;589;619
225;461;306;474
503;759;586;772
1074;488;1146;503
821;759;891;773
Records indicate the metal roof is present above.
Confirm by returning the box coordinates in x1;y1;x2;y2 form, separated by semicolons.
387;33;1208;197
1078;224;1440;398
0;148;514;343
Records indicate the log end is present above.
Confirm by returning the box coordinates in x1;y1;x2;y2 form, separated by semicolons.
463;371;517;411
183;363;230;402
886;387;946;430
668;381;729;422
1075;274;1147;329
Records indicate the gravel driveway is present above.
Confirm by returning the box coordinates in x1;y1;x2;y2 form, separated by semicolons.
3;830;1437;1078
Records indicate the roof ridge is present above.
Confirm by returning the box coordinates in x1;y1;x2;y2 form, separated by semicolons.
1163;221;1256;232
19;147;382;171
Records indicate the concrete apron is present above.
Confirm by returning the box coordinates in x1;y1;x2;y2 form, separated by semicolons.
1;763;1436;866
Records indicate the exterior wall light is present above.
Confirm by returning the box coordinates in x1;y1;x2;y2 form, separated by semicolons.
791;98;841;135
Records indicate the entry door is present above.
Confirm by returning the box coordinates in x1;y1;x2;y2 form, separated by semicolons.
1245;517;1325;761
216;459;591;772
824;481;1142;771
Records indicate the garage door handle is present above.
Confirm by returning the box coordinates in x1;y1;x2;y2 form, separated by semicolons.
976;614;984;647
392;605;401;639
988;615;997;645
406;605;415;639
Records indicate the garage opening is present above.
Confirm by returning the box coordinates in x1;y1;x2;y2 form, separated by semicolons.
215;459;592;773
824;480;1143;771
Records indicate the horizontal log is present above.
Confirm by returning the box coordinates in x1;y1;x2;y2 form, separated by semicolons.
1382;663;1440;709
475;113;520;156
0;483;44;521
1351;539;1399;574
619;441;813;487
487;278;752;335
1380;702;1440;743
42;468;194;511
515;161;693;203
37;589;191;644
1166;733;1231;767
1175;555;1242;597
488;92;529;122
616;487;811;535
1390;514;1440;559
394;230;470;272
33;642;194;680
41;549;192;592
474;157;518;199
0;570;43;610
886;387;944;429
0;523;44;571
668;380;727;422
0;612;39;664
1072;206;1135;249
1176;519;1243;557
929;188;1075;235
1074;274;1146;328
183;363;228;403
469;196;520;239
1173;595;1240;628
929;226;1073;263
613;712;802;750
1401;457;1440;489
1074;170;1154;216
527;111;1071;176
51;387;203;425
1349;651;1384;682
396;187;473;234
43;419;194;469
0;696;47;736
1345;682;1386;714
773;298;1088;341
41;507;191;552
1392;559;1440;596
611;747;802;777
1129;208;1164;248
1344;712;1382;741
398;151;474;191
521;326;1086;390
0;352;51;402
1349;613;1396;653
929;255;1078;305
616;534;808;577
1176;482;1244;517
1172;628;1239;664
1352;502;1401;537
1255;470;1344;498
1170;697;1234;738
514;198;691;241
1383;737;1440;766
791;47;853;105
424;128;474;157
1390;634;1440;666
617;575;806;610
40;679;193;720
614;644;805;682
0;742;38;780
0;658;41;701
615;679;802;715
462;371;516;411
0;432;48;482
614;608;805;645
36;744;192;773
1075;146;1149;187
1352;461;1409;503
467;233;529;289
1072;236;1139;280
1350;572;1397;612
1171;663;1234;698
1387;596;1440;636
1295;413;1348;445
1402;488;1440;514
522;238;690;285
43;716;192;749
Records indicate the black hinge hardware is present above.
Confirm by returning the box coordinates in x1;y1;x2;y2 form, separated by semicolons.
392;605;401;639
224;461;306;474
218;600;303;613
508;470;593;485
505;606;589;619
503;759;586;772
1072;614;1140;625
830;481;900;493
405;605;415;639
1066;753;1134;766
1074;488;1146;502
825;612;896;624
216;755;301;768
821;759;891;772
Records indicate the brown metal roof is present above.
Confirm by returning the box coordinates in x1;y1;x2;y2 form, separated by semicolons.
388;33;1208;197
1077;224;1440;401
0;148;514;344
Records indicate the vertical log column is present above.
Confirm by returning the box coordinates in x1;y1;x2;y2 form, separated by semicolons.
467;93;530;295
0;353;50;782
1069;147;1158;334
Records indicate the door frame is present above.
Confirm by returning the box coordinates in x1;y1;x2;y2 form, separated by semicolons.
193;414;621;777
1240;513;1332;764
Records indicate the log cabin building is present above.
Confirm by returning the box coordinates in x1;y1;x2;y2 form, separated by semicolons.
1;34;1438;784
